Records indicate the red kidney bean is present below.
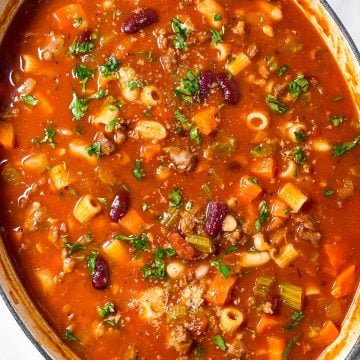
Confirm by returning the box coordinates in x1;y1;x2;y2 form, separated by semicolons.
216;73;240;105
121;8;159;34
92;256;109;290
204;201;228;238
109;190;129;222
77;29;92;44
199;71;215;102
271;296;282;315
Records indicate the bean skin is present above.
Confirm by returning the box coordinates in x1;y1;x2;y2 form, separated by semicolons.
92;256;109;290
199;71;215;102
216;73;240;105
109;190;130;222
204;201;228;238
121;8;159;34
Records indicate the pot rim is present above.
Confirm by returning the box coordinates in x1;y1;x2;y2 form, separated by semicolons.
0;0;359;359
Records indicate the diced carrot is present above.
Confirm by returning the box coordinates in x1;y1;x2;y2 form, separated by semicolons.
270;198;289;219
323;243;347;274
205;273;236;306
331;265;356;299
103;239;130;264
192;106;219;135
250;157;276;179
267;336;285;360
0;121;15;149
256;315;280;334
140;143;161;161
312;320;339;347
119;209;147;235
53;4;87;30
237;176;263;202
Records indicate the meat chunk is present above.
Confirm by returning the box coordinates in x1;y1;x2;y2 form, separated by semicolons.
178;211;196;235
291;213;321;246
41;34;64;61
168;325;193;355
24;202;47;232
166;147;197;172
94;131;115;156
168;232;196;260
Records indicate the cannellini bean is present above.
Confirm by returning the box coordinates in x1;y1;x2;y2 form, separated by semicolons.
195;264;210;279
222;214;237;232
239;251;271;267
253;233;271;251
166;261;185;279
134;120;167;141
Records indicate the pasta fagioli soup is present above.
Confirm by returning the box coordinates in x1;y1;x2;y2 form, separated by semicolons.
0;0;359;359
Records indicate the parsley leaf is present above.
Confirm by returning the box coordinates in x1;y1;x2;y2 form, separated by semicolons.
210;258;231;278
169;188;182;208
214;13;223;21
283;334;300;360
190;127;202;144
283;311;304;331
294;131;307;143
142;248;176;279
330;115;344;127
210;26;225;45
265;94;288;114
21;95;38;106
34;126;57;148
87;252;98;276
175;70;200;103
129;50;156;62
171;18;190;50
127;79;144;91
291;147;306;165
99;56;120;77
278;65;289;76
69;92;88;120
175;110;192;129
97;302;115;318
332;136;360;157
68;38;94;55
132;159;145;180
114;233;149;254
73;64;95;85
64;242;85;254
213;335;227;351
88;89;107;100
64;330;77;341
86;142;102;159
73;18;83;28
324;189;335;197
255;200;269;232
289;73;309;99
223;244;239;254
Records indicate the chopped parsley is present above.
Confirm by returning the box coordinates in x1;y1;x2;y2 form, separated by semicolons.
73;18;83;28
294;131;307;143
85;232;94;243
127;79;144;91
103;318;120;328
64;330;77;341
330;115;344;127
86;142;102;159
87;252;98;276
210;26;225;45
283;311;304;332
324;189;335;197
114;233;149;255
175;70;200;103
169;188;183;208
332;136;360;157
291;147;306;165
64;242;85;254
210;258;231;278
73;64;95;86
249;176;259;184
278;65;289;76
224;244;239;254
171;18;190;50
175;110;192;129
34;126;56;148
142;248;176;279
129;50;156;62
21;95;38;107
97;302;115;318
68;38;94;55
255;200;270;232
132;159;145;180
289;73;309;99
214;13;223;21
283;334;300;360
69;92;88;120
213;334;227;351
143;107;153;118
265;94;288;114
99;56;120;77
190;127;202;145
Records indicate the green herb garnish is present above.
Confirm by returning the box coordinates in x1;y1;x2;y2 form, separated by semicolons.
289;73;309;99
21;95;38;107
332;136;360;157
265;94;288;114
283;311;304;332
213;335;227;351
255;200;269;232
169;188;183;208
132;159;145;180
171;18;190;50
142;248;176;279
210;258;231;278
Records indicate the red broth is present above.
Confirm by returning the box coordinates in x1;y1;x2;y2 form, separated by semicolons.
0;0;359;359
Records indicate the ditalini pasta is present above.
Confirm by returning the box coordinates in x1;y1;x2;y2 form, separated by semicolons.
0;0;359;358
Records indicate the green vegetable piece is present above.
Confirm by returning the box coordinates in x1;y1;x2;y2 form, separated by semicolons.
289;73;309;99
97;302;115;318
332;136;360;157
265;94;288;114
171;18;190;50
64;330;77;341
132;159;145;180
283;311;304;332
63;242;85;254
210;258;231;278
21;94;38;106
213;334;227;351
175;70;200;104
169;188;183;208
69;92;88;120
255;200;269;232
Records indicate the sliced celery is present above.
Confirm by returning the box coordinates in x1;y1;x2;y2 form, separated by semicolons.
279;283;303;310
186;234;213;253
161;207;179;228
253;276;275;298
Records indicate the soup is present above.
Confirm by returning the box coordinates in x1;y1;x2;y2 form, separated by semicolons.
0;0;359;359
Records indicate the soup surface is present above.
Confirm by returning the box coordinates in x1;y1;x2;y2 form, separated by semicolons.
0;0;359;359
